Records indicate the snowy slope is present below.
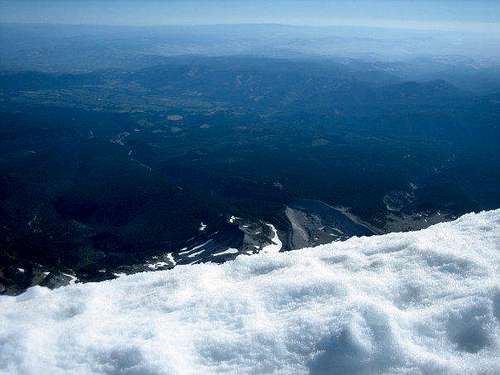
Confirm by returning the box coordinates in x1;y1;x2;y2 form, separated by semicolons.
0;210;499;374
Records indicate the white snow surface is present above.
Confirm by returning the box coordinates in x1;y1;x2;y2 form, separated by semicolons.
1;210;499;374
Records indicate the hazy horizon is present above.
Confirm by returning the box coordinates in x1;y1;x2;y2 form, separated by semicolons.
1;0;500;33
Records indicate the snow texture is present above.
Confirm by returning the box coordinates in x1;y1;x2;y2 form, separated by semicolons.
0;210;499;374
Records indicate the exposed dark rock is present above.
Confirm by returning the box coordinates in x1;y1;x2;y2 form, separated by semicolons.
40;272;74;289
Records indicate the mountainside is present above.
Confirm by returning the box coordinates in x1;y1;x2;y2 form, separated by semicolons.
1;209;499;374
1;55;499;295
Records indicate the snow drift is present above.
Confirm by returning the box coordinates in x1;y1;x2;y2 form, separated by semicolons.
1;210;499;374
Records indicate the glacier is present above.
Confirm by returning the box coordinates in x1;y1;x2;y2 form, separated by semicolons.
0;210;499;374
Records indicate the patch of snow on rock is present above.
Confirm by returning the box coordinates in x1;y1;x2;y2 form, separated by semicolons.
62;273;78;285
261;223;282;254
166;253;176;266
213;248;239;257
147;262;169;270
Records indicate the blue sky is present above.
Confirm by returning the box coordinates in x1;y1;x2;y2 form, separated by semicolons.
1;1;499;32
